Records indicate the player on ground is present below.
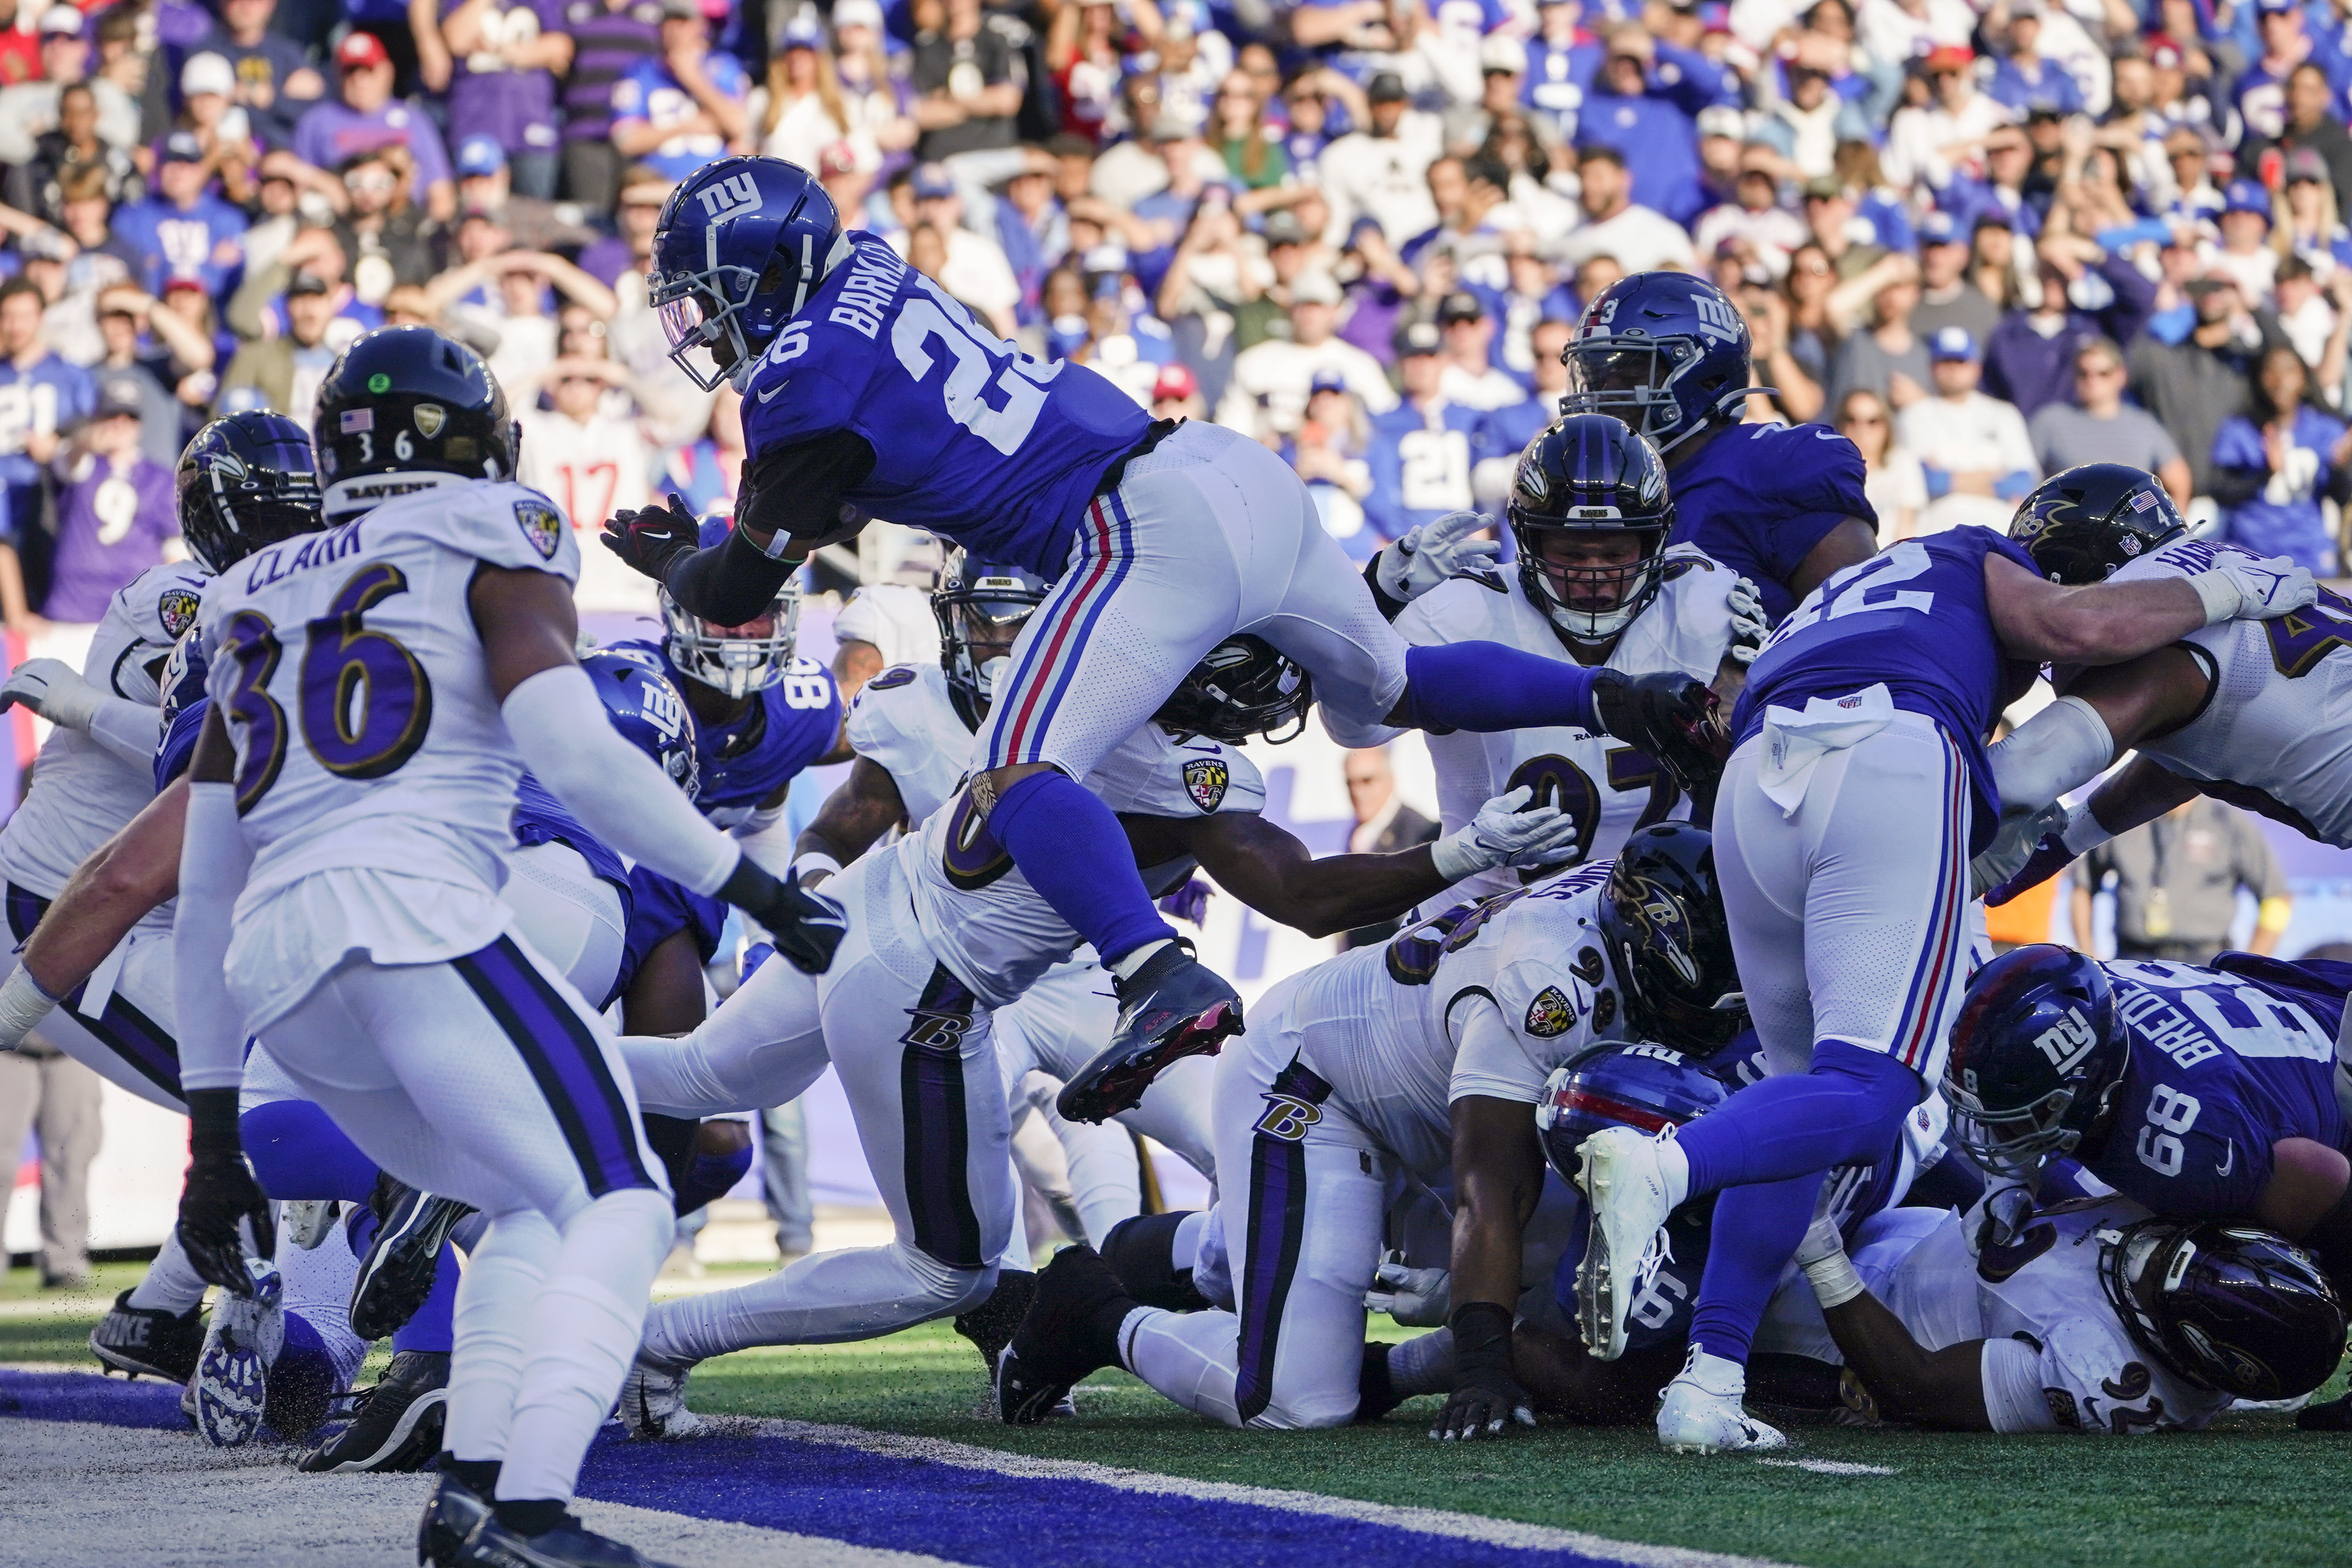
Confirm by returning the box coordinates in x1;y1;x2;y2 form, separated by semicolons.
1570;521;2321;1454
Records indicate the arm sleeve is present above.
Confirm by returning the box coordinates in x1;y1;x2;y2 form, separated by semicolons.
173;781;254;1093
82;694;162;769
502;664;740;897
734;427;879;548
1979;1335;2056;1433
660;525;801;626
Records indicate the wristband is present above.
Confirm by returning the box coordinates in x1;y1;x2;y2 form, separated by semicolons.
716;852;783;909
2060;801;2114;856
1802;1248;1867;1311
1447;1299;1514;1371
792;850;842;886
2188;569;2241;627
0;961;59;1050
187;1086;243;1159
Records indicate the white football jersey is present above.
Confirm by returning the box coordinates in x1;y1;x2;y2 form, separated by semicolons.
2105;536;2352;845
514;408;652;615
901;725;1265;1009
198;481;579;1028
845;663;974;829
1281;860;1623;1180
1396;546;1736;899
0;559;204;900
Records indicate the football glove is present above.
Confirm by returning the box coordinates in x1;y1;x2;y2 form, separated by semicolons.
1587;670;1729;798
1984;828;2077;907
1431;1301;1534;1442
0;657;98;730
599;491;702;584
1156;877;1213;926
177;1091;277;1295
2188;552;2316;624
724;861;849;975
1725;576;1770;665
1429;785;1582;882
1365;1253;1450;1327
1969;799;2069;901
1375;511;1502;605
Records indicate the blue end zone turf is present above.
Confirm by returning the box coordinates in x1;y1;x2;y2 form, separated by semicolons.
0;1368;190;1431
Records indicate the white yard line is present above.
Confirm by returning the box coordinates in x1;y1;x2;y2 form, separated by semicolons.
1755;1459;1898;1477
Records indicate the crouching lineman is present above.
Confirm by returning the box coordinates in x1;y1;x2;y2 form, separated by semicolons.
991;826;1744;1434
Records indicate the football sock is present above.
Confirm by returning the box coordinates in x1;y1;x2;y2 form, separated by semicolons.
1674;1040;1920;1196
1397;643;1600;733
125;1230;209;1313
240;1098;381;1201
438;1454;501;1495
1386;1328;1454;1396
446;1209;560;1467
493;1500;568;1538
989;769;1174;967
1101;1211;1210;1311
1686;1172;1823;1364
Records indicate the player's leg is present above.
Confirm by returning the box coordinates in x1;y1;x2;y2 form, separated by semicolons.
1014;962;1219;1183
0;930;185;1111
616;916;828;1119
500;841;629;1009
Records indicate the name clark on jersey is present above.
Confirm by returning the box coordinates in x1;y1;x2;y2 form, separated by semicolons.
243;518;368;593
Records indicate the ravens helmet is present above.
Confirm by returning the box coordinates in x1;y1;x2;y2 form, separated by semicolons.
175;411;325;574
1943;945;2127;1178
2008;463;2188;585
933;550;1052;730
1560;272;1755;457
1153;635;1314;745
2100;1218;2347;1400
1507;414;1675;645
311;327;518;513
651;156;849;392
1599;824;1744;1055
581;645;701;801
661;516;804;700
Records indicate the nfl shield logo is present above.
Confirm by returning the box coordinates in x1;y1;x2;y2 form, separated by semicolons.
414;403;447;440
157;586;200;639
1524;985;1576;1038
1183;757;1229;813
514;498;562;560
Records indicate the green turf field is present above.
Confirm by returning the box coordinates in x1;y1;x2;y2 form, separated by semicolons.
8;1260;2348;1568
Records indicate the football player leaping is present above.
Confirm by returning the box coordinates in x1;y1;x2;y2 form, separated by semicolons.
599;155;1711;1125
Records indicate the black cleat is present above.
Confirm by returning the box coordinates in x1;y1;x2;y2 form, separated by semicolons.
419;1471;495;1568
89;1290;204;1383
994;1245;1136;1426
2298;1392;2352;1431
454;1514;680;1567
1057;944;1242;1124
303;1350;450;1473
952;1268;1036;1376
353;1174;475;1342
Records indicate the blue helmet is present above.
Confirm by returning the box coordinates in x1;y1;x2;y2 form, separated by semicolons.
660;516;805;699
649;156;847;392
1560;272;1754;457
933;548;1052;730
1943;944;2127;1179
581;645;700;801
175;410;325;574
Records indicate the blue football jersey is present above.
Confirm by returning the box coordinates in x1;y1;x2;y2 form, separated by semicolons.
1668;422;1875;623
511;772;632;902
611;862;730;1003
2089;958;2350;1217
614;639;843;827
1735;527;2040;850
738;234;1151;579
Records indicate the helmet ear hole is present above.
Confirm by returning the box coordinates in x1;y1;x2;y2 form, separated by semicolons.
757;260;789;297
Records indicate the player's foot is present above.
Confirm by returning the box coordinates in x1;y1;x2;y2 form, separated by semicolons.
1057;944;1242;1124
89;1290;204;1383
418;1470;495;1568
454;1513;680;1567
302;1350;450;1473
192;1260;285;1447
953;1268;1037;1375
1655;1347;1787;1455
616;1351;705;1440
2298;1392;2352;1430
1573;1127;1678;1363
353;1174;475;1342
995;1245;1135;1426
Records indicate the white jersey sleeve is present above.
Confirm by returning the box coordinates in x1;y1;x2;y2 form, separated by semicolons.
844;663;974;828
1445;861;1623;1105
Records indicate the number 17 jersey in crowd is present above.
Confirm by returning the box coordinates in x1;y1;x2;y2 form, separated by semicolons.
196;480;581;1030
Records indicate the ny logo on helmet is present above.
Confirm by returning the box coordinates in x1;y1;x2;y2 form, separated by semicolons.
1692;294;1743;344
697;171;762;224
1253;1093;1322;1142
2034;1008;2097;1074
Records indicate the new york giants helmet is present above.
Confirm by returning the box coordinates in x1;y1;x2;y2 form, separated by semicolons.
2007;463;2189;585
1943;944;2128;1178
650;155;849;392
933;549;1052;730
2101;1218;2346;1400
175;410;325;574
1599;825;1745;1055
1560;273;1754;457
1507;414;1676;645
661;516;805;700
581;645;701;801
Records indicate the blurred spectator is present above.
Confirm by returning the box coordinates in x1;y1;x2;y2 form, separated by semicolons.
113;132;249;301
1983;251;2111;420
295;33;456;221
557;0;665;212
1896;326;2037;532
831;0;913;167
1969;211;2028;315
0;10;134;168
331;145;437;301
1826;256;1926;411
1317;71;1441;248
1754;64;1875;183
1838;386;1926;543
1435;289;1521;410
2072;797;2290;962
35;376;180;645
93;286;213;468
611;0;752;185
2029;337;2192;501
202;0;325;152
1521;0;1586;144
1472;315;1571;509
218;267;343;427
1988;0;2084;117
0;277;92;616
2271;254;2352;400
1559;144;1693;274
1217;268;1395;436
1799;177;1883;281
1735;267;1823;423
518;356;653;608
1484;232;1575;386
5;81;140;226
891;161;1019;337
1693;146;1809;277
1909;209;1997;343
2239;62;2352;218
1947;124;2039;241
1149;359;1203;420
424;0;574;201
2277;150;2352;276
2234;0;2337;149
755;16;849;169
1366;317;1482;546
2128;272;2287;502
177;55;261;205
0;1044;101;1289
1883;44;2010;196
2210;343;2352;572
1288;367;1374;554
1209;67;1287;190
1573;24;1728;229
2210;178;2280;305
1336;745;1436;950
911;0;1023;175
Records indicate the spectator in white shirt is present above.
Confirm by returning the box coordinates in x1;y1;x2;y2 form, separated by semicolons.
515;355;655;613
1882;44;2014;195
890;161;1022;338
1315;70;1444;248
1435;289;1527;410
1217;268;1399;437
1692;147;1812;277
1897;325;2041;533
2210;177;2281;308
1558;144;1695;275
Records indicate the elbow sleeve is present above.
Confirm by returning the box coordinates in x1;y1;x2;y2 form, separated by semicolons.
1989;696;2113;814
173;782;253;1093
662;528;797;627
85;695;161;770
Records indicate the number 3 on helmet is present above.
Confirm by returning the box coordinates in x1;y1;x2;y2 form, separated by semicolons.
650;156;853;393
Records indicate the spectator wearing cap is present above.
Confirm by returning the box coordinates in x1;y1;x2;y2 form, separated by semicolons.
2027;336;2192;500
1317;72;1443;251
1907;208;1998;343
1434;290;1523;410
1572;23;1732;229
1365;317;1485;548
911;0;1022;176
556;0;665;212
1150;360;1205;422
1442;32;1532;155
294;33;456;221
756;13;850;172
0;9;134;167
1896;325;2038;533
1987;0;2084;118
1688;105;1748;216
5;81;140;227
1472;314;1573;507
449;135;590;251
1217;268;1396;438
92;283;214;468
1558;144;1694;274
2202;181;2280;311
200;0;324;152
2211;343;2352;571
220;264;346;428
887;163;1021;338
416;0;573;202
1883;45;2012;195
1856;0;1975;70
112;131;250;302
2156;125;2226;231
2239;63;2352;220
610;0;750;186
0;277;92;620
1287;366;1375;558
2235;0;2351;149
1521;0;1597;144
1693;145;1809;279
29;375;178;652
174;55;260;202
2277;148;2352;276
2128;271;2290;502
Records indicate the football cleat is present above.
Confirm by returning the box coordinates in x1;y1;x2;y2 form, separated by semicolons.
192;1259;285;1447
89;1290;205;1383
353;1175;476;1342
995;1245;1134;1426
616;1352;705;1440
419;1471;496;1568
1057;945;1242;1124
1655;1348;1788;1455
302;1350;451;1473
2298;1392;2352;1431
953;1268;1037;1377
453;1513;680;1568
1573;1127;1678;1363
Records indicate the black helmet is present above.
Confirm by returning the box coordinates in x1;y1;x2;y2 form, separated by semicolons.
312;326;518;504
175;411;325;573
1507;414;1675;646
1598;824;1744;1055
1154;635;1314;744
2100;1218;2347;1400
1943;945;2127;1178
2008;463;2187;585
932;549;1052;731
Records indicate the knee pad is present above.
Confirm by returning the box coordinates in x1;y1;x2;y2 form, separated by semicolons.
905;1246;999;1318
1101;1212;1211;1312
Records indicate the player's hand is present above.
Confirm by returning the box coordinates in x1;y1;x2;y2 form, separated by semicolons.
1984;828;2076;907
728;864;848;975
1587;670;1729;796
2191;552;2317;624
0;657;99;730
1156;877;1213;926
177;1150;278;1295
1432;1302;1536;1441
1725;576;1770;665
1365;1253;1451;1327
599;491;703;583
1430;785;1581;880
1376;511;1501;604
1969;799;2067;900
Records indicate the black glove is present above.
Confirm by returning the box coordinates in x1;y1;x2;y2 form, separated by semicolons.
599;491;703;585
1429;1301;1535;1441
176;1088;276;1295
720;858;849;975
1588;670;1730;802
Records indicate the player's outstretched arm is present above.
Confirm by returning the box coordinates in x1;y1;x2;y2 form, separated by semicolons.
793;756;908;890
1984;755;2204;907
1510;1321;1682;1426
1801;1222;1991;1432
1985;551;2314;667
1433;1080;1544;1442
2257;1137;2352;1244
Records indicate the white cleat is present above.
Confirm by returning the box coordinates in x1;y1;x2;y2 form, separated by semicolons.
1573;1127;1678;1362
1656;1348;1788;1455
192;1261;285;1448
617;1353;706;1440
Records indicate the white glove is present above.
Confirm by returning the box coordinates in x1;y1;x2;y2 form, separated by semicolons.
1969;799;2068;899
1376;511;1502;604
1429;785;1582;881
0;657;99;730
2189;552;2317;624
1365;1253;1451;1326
1725;575;1771;665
